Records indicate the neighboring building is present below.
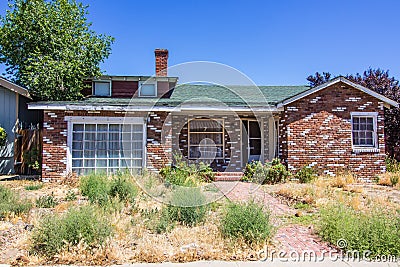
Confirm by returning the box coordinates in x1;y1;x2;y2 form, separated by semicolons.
28;49;399;181
0;77;41;174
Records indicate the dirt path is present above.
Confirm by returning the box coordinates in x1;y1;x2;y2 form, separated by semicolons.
214;182;335;256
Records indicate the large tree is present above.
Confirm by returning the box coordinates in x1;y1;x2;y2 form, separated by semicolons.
307;68;400;160
0;0;114;100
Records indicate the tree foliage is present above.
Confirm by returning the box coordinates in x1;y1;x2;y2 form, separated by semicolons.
306;72;332;87
0;0;114;100
307;68;400;160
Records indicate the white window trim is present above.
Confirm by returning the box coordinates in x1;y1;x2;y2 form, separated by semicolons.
138;81;157;97
93;80;112;97
350;112;379;153
65;116;146;173
188;118;225;160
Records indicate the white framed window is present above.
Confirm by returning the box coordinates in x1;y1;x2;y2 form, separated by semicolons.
139;81;157;97
66;117;145;175
351;112;378;151
93;81;111;96
188;119;224;159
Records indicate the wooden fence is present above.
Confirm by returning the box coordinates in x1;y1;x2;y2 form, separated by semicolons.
14;129;42;175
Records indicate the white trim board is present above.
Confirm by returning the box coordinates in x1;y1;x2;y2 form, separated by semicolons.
277;77;399;108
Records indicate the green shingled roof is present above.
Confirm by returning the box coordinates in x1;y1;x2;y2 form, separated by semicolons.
169;84;310;106
30;84;311;108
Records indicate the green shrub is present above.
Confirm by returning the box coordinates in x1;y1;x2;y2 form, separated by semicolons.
109;172;138;203
220;201;273;246
65;190;77;201
242;159;289;184
141;208;174;234
35;193;58;208
167;187;208;226
0;185;32;219
242;160;264;183
80;172;139;207
385;157;400;173
25;184;43;191
390;173;399;186
80;172;111;205
159;154;215;187
31;205;113;257
264;158;290;184
295;165;317;183
318;204;400;257
0;126;7;147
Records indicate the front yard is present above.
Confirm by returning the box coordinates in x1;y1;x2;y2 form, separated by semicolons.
0;166;399;265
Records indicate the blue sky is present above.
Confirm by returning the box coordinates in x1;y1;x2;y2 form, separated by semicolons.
1;0;399;85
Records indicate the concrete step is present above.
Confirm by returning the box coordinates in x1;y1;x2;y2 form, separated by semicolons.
214;172;243;181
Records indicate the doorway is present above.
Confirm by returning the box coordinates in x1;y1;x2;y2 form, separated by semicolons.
241;119;262;165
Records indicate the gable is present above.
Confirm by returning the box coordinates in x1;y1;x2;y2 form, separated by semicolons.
278;77;398;108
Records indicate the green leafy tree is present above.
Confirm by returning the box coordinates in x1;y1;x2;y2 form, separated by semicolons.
307;68;400;160
0;0;114;100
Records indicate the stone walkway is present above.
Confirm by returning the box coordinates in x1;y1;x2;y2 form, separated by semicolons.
214;182;335;256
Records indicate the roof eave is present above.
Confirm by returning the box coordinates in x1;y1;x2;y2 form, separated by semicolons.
0;77;32;99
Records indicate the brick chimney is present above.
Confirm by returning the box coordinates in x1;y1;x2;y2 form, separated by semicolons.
155;48;168;76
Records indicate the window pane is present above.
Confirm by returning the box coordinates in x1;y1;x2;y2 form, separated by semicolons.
249;121;261;138
73;124;84;131
109;124;120;132
189;146;223;159
140;84;156;96
85;124;96;131
97;124;108;132
72;150;83;158
190;133;223;145
189;120;223;132
72;160;82;167
94;82;110;96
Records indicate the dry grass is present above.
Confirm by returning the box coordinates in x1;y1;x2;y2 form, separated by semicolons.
328;173;356;188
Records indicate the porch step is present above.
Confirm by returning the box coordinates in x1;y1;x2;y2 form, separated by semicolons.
214;172;243;181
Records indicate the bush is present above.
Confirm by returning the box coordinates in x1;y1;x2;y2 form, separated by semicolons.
295;166;317;183
0;185;32;219
242;159;289;184
109;172;138;203
220;201;273;246
25;184;43;191
385;157;400;172
65;190;77;201
167;187;208;226
159;154;215;187
141;208;174;234
318;204;400;257
31;205;113;257
0;126;7;147
80;172;111;205
35;193;58;208
390;173;399;186
264;158;290;184
80;172;139;207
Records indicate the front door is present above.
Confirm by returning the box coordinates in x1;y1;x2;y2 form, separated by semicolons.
241;119;262;165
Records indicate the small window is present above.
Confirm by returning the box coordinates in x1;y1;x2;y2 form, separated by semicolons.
188;119;224;159
139;81;157;97
351;112;378;150
93;81;111;96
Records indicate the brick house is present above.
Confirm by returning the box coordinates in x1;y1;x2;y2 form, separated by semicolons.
28;49;398;181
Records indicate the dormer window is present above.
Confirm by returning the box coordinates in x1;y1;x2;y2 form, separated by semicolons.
139;81;157;97
93;81;111;97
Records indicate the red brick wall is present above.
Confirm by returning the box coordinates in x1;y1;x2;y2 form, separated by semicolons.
41;110;170;181
279;81;386;180
42;110;68;182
